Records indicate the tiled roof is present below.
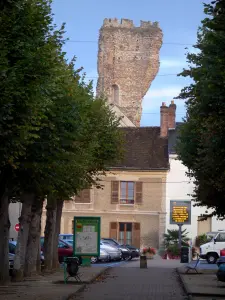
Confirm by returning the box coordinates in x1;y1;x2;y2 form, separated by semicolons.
111;127;169;170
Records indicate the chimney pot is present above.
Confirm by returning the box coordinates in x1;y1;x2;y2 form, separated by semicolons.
160;103;168;137
168;100;176;129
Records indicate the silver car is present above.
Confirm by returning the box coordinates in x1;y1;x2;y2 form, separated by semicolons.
100;242;122;261
65;240;111;263
91;248;110;263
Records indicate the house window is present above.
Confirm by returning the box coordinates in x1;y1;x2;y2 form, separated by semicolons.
118;223;132;245
112;84;119;105
120;181;134;204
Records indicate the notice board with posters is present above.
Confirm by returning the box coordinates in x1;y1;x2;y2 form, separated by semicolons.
170;200;191;225
73;216;101;257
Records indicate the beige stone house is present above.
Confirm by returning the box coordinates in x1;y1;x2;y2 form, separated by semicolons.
53;126;169;249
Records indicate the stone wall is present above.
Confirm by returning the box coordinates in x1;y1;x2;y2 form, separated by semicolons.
97;18;163;126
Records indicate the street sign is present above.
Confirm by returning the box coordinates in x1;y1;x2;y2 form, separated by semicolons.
14;223;20;232
73;216;101;265
170;200;191;225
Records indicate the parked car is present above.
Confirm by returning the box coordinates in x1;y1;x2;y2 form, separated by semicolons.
91;249;110;264
59;234;73;241
8;253;14;275
121;244;140;258
40;237;73;263
200;230;225;264
100;242;122;261
101;238;135;260
65;239;74;247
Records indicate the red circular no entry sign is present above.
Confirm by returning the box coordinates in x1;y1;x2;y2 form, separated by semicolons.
14;223;20;232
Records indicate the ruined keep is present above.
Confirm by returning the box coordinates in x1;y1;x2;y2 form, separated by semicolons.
97;18;163;126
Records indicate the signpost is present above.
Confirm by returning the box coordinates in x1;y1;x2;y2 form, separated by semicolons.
14;223;20;232
73;216;101;266
170;201;191;248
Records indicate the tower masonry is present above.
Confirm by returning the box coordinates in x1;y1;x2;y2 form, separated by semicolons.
97;18;163;126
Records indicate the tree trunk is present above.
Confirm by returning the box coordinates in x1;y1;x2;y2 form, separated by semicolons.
12;193;34;281
52;199;64;270
0;192;10;284
43;196;56;272
36;206;42;275
36;242;41;274
24;198;43;277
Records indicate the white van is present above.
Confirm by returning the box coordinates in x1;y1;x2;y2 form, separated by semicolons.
200;230;225;264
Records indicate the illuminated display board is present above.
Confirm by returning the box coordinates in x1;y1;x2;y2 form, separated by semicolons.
170;200;191;225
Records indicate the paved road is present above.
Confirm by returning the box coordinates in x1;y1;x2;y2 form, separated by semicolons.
73;257;188;300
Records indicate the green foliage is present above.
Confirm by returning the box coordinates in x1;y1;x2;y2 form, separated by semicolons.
195;233;211;247
0;0;123;201
167;244;180;257
163;229;189;247
175;0;225;218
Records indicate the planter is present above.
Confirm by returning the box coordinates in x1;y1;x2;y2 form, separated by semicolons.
145;253;154;260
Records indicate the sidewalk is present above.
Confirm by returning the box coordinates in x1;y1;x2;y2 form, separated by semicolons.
178;263;225;299
0;266;108;300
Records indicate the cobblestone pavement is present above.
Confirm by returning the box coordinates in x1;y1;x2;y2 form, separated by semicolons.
72;258;188;300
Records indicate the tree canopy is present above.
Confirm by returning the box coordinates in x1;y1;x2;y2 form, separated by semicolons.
176;0;225;217
0;0;123;283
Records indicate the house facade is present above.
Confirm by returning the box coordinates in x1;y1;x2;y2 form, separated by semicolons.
164;102;225;243
42;127;169;248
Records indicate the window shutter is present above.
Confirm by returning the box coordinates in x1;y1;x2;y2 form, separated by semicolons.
82;189;91;203
75;189;90;203
110;222;118;239
111;181;119;204
135;182;143;204
132;223;140;248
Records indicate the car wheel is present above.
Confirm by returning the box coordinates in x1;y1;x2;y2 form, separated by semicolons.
123;255;130;261
207;253;218;264
91;257;98;264
128;256;132;261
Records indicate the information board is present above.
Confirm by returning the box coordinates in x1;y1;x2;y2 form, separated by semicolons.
170;200;191;225
73;217;101;257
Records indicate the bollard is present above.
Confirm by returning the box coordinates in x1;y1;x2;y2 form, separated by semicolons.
140;255;147;269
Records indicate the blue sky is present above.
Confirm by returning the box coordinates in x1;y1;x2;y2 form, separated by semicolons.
52;0;209;126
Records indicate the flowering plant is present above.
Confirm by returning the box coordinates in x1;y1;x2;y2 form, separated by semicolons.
142;247;156;255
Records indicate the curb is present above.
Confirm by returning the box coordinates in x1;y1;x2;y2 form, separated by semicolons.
176;268;225;298
176;268;191;296
65;267;111;300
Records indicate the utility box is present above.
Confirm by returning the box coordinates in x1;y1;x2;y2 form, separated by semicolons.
180;246;189;263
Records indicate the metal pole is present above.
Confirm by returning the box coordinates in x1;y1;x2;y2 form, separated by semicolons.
178;224;182;249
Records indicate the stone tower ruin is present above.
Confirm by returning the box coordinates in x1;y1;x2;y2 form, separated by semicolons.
97;18;163;126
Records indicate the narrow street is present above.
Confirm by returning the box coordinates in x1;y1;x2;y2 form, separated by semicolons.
73;257;188;300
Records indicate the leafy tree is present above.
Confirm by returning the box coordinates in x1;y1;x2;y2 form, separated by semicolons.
0;0;66;283
176;0;225;218
0;0;123;282
163;229;189;247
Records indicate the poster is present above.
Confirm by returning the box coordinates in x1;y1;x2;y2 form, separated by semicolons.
73;217;100;256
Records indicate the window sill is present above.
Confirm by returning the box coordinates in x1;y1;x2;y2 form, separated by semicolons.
119;203;134;206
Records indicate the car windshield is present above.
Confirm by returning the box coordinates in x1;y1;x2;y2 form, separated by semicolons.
66;240;73;246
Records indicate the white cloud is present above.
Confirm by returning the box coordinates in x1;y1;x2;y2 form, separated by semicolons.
160;59;187;69
142;86;184;111
145;86;182;99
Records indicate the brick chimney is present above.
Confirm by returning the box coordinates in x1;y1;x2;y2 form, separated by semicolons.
160;102;169;137
168;100;176;129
